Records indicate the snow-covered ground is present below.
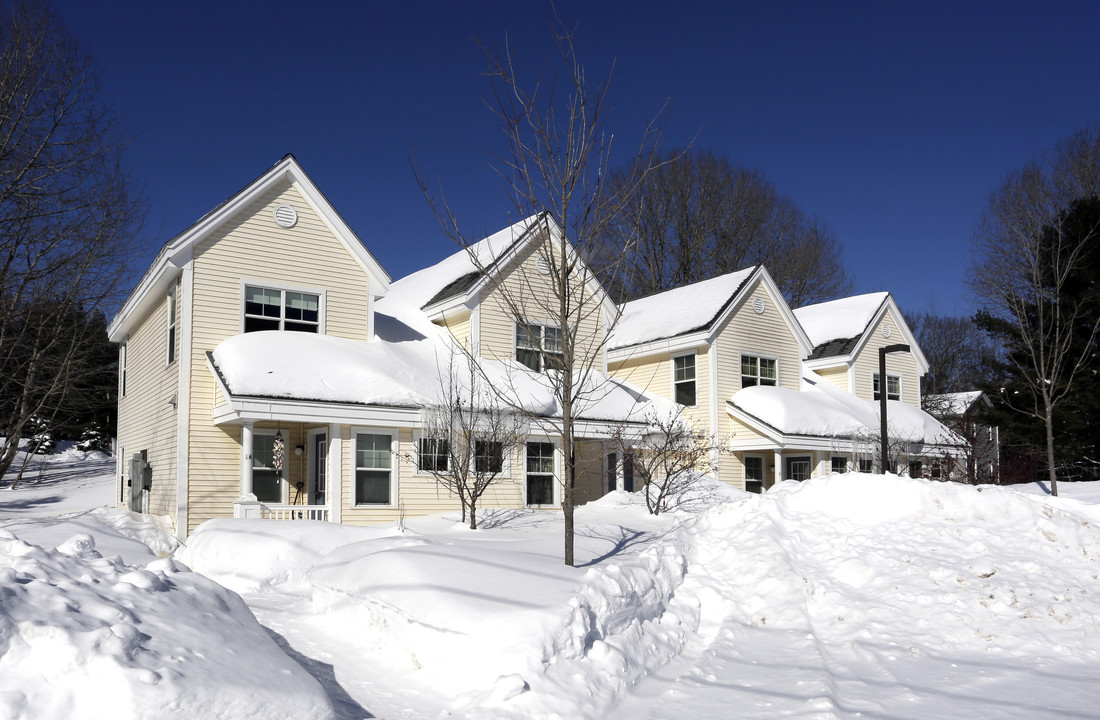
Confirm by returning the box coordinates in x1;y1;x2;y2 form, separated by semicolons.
3;447;1100;719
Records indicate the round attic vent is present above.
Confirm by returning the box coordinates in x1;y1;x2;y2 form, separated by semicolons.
536;254;551;275
882;322;893;338
273;204;298;228
752;297;765;315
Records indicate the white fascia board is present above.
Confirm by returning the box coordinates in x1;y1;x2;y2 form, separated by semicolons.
526;416;649;440
730;435;837;452
607;331;711;363
424;294;476;324
706;268;814;355
215;396;422;427
803;356;854;371
107;250;182;343
726;401;786;445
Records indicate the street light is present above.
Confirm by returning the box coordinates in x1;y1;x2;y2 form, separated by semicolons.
879;343;910;474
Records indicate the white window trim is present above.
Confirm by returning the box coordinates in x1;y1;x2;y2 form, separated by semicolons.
352;426;398;507
671;351;698;407
239;279;327;334
472;438;512;478
740;352;780;387
524;438;559;507
872;372;902;402
166;284;177;366
252;428;289;505
412;429;451;476
830;455;850;474
513;320;563;373
120;341;127;398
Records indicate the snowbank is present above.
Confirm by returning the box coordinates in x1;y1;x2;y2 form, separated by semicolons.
0;529;333;720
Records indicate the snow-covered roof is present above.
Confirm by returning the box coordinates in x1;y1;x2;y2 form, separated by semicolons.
793;292;889;350
729;374;964;446
924;391;988;416
208;331;678;426
609;268;758;350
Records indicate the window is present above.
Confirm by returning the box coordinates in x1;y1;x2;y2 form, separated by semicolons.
858;458;873;473
515;323;563;372
120;342;127;398
355;432;394;505
252;432;284;503
673;354;697;406
786;456;812;482
873;373;900;401
744;455;764;493
741;354;777;388
166;285;177;365
526;441;555;505
417;436;449;473
831;456;848;474
244;285;320;333
474;440;504;474
908;460;923;478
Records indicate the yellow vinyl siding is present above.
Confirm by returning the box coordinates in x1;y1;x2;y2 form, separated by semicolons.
814;365;850;391
183;179;376;534
608;348;710;432
116;279;179;519
476;242;606;369
436;311;472;349
851;308;920;407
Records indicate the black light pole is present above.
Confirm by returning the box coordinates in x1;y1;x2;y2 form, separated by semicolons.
879;343;911;474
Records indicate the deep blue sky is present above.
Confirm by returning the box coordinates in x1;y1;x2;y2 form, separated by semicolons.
55;0;1100;317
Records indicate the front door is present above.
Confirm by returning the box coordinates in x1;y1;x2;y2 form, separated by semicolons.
309;431;327;505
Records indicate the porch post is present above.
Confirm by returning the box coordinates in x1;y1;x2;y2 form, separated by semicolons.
235;421;261;518
328;423;342;523
773;450;783;485
616;452;625;492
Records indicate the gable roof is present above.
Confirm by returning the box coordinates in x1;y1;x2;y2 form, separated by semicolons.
376;213;618;338
924;391;990;416
108;155;390;342
607;266;814;359
794;292;929;374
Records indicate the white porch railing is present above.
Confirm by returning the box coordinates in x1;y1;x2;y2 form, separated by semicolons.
260;504;330;521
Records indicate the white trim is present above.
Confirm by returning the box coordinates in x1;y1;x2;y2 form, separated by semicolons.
252;427;289;504
606;329;712;362
119;340;127;398
307;427;328;506
524;438;559;507
847;297;930;375
412;430;451;476
671;350;699;407
708;341;719;467
470;304;481;356
165;283;177;366
872;371;902;402
175;263;193;538
328;423;342;523
351;426;399;507
239;279;327;334
742;452;766;491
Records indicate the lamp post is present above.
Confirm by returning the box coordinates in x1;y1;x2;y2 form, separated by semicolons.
879;343;910;474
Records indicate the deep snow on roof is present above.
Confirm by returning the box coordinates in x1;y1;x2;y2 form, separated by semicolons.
925;390;986;416
730;373;962;444
210;331;677;425
794;292;889;349
610;268;757;350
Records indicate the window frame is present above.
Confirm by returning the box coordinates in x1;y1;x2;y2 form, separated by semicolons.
352;427;397;507
514;321;564;372
831;456;849;474
671;352;698;407
240;280;326;334
743;454;765;494
415;434;450;474
872;372;901;401
473;439;508;476
740;353;779;388
120;341;127;398
525;440;557;507
785;455;813;482
858;457;874;473
166;284;177;366
251;428;288;504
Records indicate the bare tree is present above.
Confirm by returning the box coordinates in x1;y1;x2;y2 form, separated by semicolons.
418;16;665;565
610;408;719;515
970;127;1100;497
600;148;853;305
413;347;527;530
0;1;142;478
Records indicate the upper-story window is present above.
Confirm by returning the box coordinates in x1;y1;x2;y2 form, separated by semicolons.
673;353;696;406
873;373;900;401
243;284;320;333
741;354;777;387
515;322;564;372
166;285;177;365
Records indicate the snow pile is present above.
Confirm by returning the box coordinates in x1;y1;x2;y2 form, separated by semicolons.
0;529;333;720
793;291;889;347
610;268;756;349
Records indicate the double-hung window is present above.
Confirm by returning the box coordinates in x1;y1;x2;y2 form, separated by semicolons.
673;353;696;406
744;455;764;493
244;285;320;333
417;436;450;473
166;285;177;365
526;441;555;505
873;373;901;401
831;456;848;474
474;440;504;474
515;322;564;372
741;355;777;387
355;432;394;505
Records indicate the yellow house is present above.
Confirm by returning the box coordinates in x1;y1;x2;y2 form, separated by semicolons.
109;158;673;538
